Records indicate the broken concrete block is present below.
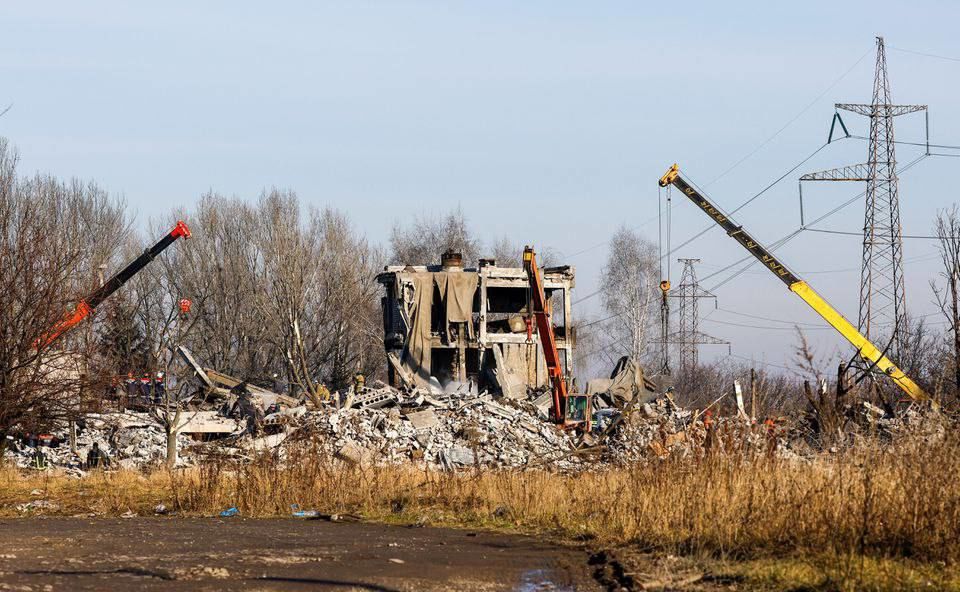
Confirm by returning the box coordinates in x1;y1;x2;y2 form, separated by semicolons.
404;409;439;430
482;400;517;420
420;394;448;409
335;441;365;465
443;445;476;466
174;411;243;434
414;432;431;448
352;389;397;410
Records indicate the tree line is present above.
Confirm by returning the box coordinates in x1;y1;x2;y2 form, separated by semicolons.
2;133;959;450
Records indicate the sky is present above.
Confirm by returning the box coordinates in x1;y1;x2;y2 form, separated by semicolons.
1;1;959;374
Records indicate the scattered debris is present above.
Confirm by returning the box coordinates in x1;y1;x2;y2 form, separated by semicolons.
2;412;196;471
174;566;231;580
12;349;930;476
2;376;810;473
16;500;60;513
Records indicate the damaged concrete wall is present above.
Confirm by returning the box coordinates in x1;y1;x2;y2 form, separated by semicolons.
377;256;575;393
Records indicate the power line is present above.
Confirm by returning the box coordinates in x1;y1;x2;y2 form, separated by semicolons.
577;312;621;329
701;229;805;288
661;47;890;264
804;227;960;240
663;141;835;264
699;250;941;277
558;138;958;267
849;134;960;151
702;153;929;292
560;211;662;262
704;47;872;186
889;45;960;63
570;200;941;308
572;288;602;306
715;307;823;327
727;353;796;372
704;317;832;331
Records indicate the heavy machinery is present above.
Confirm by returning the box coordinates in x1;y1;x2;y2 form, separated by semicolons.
37;220;192;349
658;164;932;406
523;246;590;428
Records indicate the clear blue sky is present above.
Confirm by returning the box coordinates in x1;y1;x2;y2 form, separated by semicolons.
2;1;959;372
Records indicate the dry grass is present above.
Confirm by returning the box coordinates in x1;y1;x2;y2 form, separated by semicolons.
3;432;960;589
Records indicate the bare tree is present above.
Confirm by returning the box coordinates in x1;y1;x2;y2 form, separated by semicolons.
252;190;323;403
140;191;384;400
932;205;960;394
250;191;382;399
0;138;128;452
489;235;522;267
309;207;384;389
390;206;481;266
598;226;658;366
167;194;277;381
896;314;939;395
113;227;208;467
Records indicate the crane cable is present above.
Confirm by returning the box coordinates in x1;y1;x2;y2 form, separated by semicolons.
658;184;672;282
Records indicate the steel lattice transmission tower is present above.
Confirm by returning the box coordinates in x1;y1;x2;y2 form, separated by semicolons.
671;258;727;371
801;36;926;359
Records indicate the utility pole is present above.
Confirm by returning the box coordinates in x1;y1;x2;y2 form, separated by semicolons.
671;258;728;372
800;36;926;361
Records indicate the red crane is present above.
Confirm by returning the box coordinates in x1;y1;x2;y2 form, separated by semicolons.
37;221;191;349
523;246;589;428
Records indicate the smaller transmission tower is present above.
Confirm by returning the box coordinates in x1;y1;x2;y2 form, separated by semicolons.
671;258;728;371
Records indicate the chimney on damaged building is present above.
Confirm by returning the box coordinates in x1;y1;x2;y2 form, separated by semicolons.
441;249;463;271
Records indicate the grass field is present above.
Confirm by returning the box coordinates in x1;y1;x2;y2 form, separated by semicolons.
3;431;959;590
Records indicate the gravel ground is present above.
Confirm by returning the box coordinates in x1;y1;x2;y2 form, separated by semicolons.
0;517;601;591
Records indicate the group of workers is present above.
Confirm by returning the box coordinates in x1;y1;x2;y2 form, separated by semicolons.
28;441;110;471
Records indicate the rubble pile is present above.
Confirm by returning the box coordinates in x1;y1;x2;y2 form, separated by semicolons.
604;399;697;462
3;373;816;475
3;413;194;472
290;389;582;470
856;401;949;443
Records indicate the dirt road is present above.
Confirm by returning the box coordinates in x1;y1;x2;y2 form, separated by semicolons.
0;517;602;591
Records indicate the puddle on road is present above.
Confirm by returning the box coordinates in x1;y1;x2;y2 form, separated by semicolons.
515;569;576;592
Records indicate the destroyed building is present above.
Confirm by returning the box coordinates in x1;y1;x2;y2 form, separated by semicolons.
377;251;575;396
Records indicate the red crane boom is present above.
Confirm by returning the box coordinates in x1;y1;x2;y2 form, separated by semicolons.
523;246;568;423
37;220;191;349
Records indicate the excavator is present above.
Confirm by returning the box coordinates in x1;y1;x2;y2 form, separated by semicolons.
523;246;590;429
658;164;933;407
37;220;192;349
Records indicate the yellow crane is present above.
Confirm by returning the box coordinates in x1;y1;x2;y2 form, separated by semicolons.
658;164;934;407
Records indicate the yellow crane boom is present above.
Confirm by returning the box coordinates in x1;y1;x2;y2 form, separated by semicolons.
658;163;932;406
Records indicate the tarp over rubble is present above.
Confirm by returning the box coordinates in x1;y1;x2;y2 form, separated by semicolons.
586;356;658;406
